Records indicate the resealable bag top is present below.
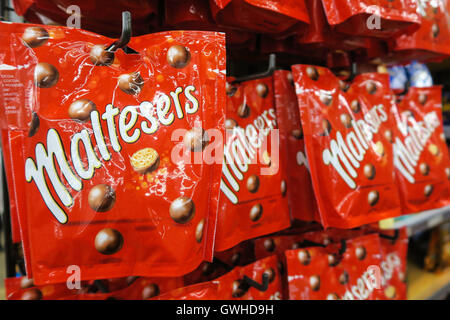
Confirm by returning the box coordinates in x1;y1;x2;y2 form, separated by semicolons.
390;0;450;62
12;0;159;37
209;0;310;35
321;0;420;39
0;21;226;284
291;65;401;228
214;76;290;252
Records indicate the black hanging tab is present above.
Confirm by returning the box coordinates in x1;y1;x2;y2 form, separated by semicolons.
232;54;276;84
338;239;347;256
379;229;400;242
107;11;138;54
346;62;357;82
242;273;269;292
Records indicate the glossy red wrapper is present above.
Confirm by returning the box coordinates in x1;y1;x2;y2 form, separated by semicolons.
209;0;309;35
164;0;255;47
151;282;221;300
214;255;283;300
215;76;290;252
295;0;372;53
0;22;226;284
13;0;159;37
292;65;401;228
390;0;450;63
322;0;420;39
378;229;408;300
253;234;310;299
392;86;450;213
274;70;318;222
286;233;385;300
4;276;91;300
57;276;183;300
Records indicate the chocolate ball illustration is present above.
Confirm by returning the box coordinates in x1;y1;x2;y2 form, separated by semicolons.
264;238;275;252
355;246;367;260
20;277;34;289
237;103;250;118
340;113;352;128
21;288;43;300
226;82;237;96
320;93;332;106
195;219;205;243
310;275;320;291
249;203;263;222
432;23;440;38
201;262;215;276
225;119;238;130
306;66;319;80
263;268;275;283
366;81;377;94
256;83;269;98
184;127;209;152
231;253;241;267
419;94;428;105
292;128;303;139
339;80;350;92
327;293;340;300
247;175;260;193
287;72;294;85
384;130;393;143
142;284;160;299
95;228;124;255
339;271;349;284
90;45;114;66
368;190;379;206
28;112;40;137
118;72;144;95
281;180;287;196
68;99;96;122
364;164;376;180
351;100;361;113
22;27;49;48
34;62;59;88
88;184;116;212
328;254;339;267
322;119;332;135
419;163;430;176
170;196;195;224
424;184;434;197
298;249;311;265
232;280;248;298
167;45;191;69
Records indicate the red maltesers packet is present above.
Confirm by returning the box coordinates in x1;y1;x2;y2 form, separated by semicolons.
291;65;401;228
0;22;226;284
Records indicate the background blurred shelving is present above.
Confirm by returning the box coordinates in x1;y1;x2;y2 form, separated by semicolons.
379;206;450;237
407;262;450;300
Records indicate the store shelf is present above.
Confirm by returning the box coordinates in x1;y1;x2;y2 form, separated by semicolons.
407;262;450;300
379;206;450;236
